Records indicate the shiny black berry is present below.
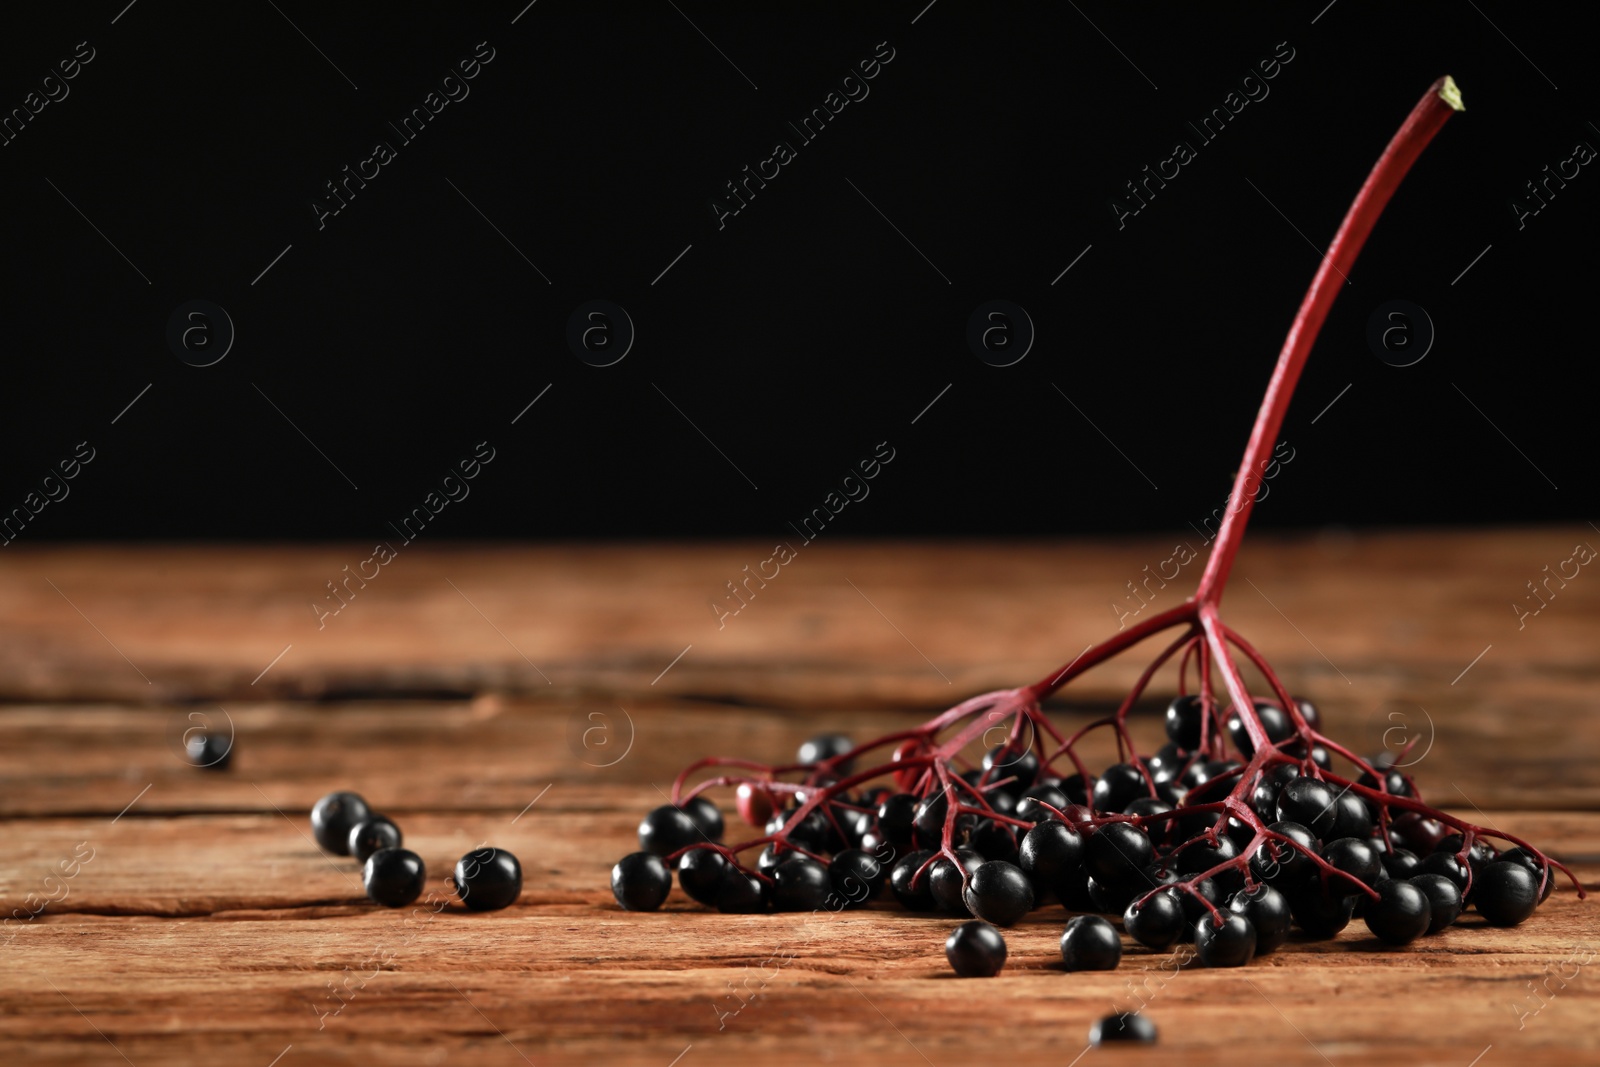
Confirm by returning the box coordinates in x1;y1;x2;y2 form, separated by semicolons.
963;861;1034;927
1091;1012;1157;1045
184;731;233;770
889;850;937;910
452;847;522;911
347;815;402;863
1408;873;1463;933
1125;888;1185;949
1228;884;1291;954
769;856;832;912
612;851;672;911
1194;911;1256;967
1165;694;1205;750
982;744;1040;794
638;805;703;857
676;847;728;906
363;847;425;908
681;796;724;841
1019;820;1083;894
1085;822;1154;889
929;849;984;915
1363;879;1431;944
946;920;1007;977
1061;914;1121;970
311;791;370;856
797;733;853;769
1092;763;1149;815
877;793;918;846
830;849;886;906
1474;861;1539;927
715;868;766;913
1275;778;1339;838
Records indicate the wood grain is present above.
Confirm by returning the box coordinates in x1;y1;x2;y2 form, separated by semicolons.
1;532;1596;1065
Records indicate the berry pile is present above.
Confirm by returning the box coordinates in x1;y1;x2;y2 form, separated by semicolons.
310;790;522;911
607;77;1585;987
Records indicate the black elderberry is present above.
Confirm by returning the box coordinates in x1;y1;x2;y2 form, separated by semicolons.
1060;915;1122;971
1330;792;1374;840
347;815;402;863
829;849;886;906
1250;822;1319;884
889;850;937;911
797;733;854;770
681;795;725;841
1017;820;1081;897
1177;878;1224;934
1382;847;1421;879
966;819;1019;864
1175;835;1240;878
768;856;832;912
611;852;672;911
1415;851;1469;892
1164;694;1205;750
184;731;233;770
982;744;1040;794
1228;884;1291;954
963;860;1034;927
1322;838;1382;893
1091;763;1149;815
716;867;767;913
1085;822;1154;889
1057;864;1098;912
1125;888;1186;949
1086;874;1137;915
1496;846;1555;903
929;849;984;915
945;920;1007;977
756;843;793;876
1473;860;1539;927
987;791;1018;818
638;804;703;857
1288;883;1356;939
1194;911;1256;967
1124;798;1175;847
676;847;728;906
1059;773;1093;806
311;791;371;856
1146;741;1186;779
875;793;917;847
1357;766;1412;798
912;790;954;849
452;847;522;911
1090;1012;1157;1045
1436;834;1497;872
1408;872;1463;933
1363;879;1431;944
363;847;425;908
1275;778;1340;838
1226;701;1296;758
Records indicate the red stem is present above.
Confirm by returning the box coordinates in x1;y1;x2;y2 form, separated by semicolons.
1194;77;1463;608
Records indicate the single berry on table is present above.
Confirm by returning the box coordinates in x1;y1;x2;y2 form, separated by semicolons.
945;920;1007;977
1090;1012;1158;1046
363;847;425;908
1060;915;1122;971
347;816;403;863
311;791;371;856
453;846;522;911
184;731;232;770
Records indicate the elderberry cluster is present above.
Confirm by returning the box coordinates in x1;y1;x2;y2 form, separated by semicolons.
610;702;1557;981
310;790;523;911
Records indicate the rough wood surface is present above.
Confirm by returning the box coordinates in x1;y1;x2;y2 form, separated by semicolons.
1;533;1596;1065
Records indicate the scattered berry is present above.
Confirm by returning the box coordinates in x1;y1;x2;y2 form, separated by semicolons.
452;847;522;911
347;816;402;863
945;920;1007;977
311;791;370;856
1060;915;1121;971
363;848;424;908
1090;1012;1158;1046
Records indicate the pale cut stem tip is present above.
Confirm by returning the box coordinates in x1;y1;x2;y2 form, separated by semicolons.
1438;75;1465;111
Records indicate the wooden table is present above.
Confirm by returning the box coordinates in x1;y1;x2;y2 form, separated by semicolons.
2;530;1596;1065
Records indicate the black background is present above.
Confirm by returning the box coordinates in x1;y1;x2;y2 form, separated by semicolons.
2;1;1593;542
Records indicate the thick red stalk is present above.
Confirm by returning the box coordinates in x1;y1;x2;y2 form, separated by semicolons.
1194;76;1464;607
